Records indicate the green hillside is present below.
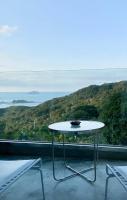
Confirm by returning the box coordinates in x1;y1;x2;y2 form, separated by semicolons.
0;81;127;145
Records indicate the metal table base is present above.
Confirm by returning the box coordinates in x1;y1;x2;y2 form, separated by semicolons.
52;132;99;183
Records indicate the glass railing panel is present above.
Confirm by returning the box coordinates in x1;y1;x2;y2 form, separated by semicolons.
0;69;127;146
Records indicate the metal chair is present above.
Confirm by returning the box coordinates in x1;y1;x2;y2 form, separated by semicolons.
0;158;45;199
105;164;127;200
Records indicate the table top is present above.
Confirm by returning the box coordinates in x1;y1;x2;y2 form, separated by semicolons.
48;120;105;134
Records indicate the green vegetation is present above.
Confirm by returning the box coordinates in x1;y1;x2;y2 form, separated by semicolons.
0;81;127;145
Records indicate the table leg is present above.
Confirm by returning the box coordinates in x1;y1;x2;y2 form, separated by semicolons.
63;133;98;182
52;132;83;181
52;131;99;182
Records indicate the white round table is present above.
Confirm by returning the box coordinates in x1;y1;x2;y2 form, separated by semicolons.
49;120;104;133
48;120;105;182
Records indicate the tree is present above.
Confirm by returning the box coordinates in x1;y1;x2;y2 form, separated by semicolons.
100;91;127;145
66;105;99;120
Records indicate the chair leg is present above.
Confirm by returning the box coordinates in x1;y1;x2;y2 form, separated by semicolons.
105;164;118;200
39;168;45;200
105;175;113;200
32;159;45;200
38;159;45;200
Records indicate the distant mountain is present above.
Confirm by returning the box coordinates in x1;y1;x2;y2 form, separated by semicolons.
0;81;127;145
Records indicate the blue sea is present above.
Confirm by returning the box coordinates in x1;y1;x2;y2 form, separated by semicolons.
0;92;70;108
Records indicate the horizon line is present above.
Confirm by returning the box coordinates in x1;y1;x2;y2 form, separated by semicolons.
0;67;127;72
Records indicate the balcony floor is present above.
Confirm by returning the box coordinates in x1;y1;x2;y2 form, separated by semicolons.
0;156;127;200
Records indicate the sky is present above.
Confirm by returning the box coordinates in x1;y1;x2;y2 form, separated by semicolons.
0;0;127;91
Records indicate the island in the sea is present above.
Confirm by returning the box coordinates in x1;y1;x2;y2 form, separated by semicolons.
28;91;40;94
12;100;34;104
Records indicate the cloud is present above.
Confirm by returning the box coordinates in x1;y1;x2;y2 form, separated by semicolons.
0;69;127;92
0;25;18;36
